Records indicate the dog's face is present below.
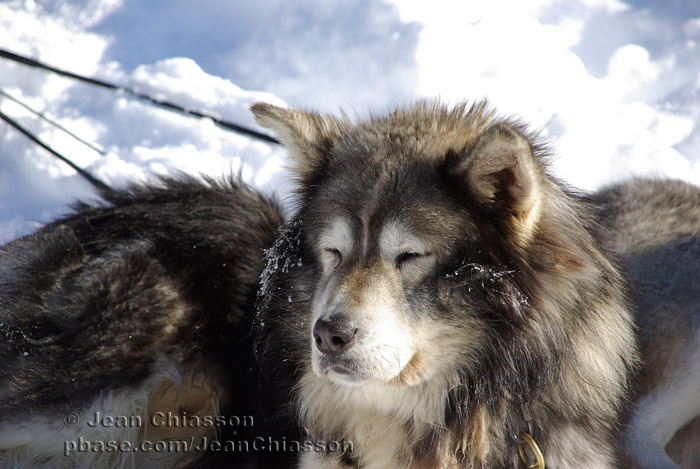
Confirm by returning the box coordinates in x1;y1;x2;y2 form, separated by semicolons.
252;102;543;388
308;195;465;386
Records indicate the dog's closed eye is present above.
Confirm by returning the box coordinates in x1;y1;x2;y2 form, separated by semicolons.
395;251;428;268
323;248;343;270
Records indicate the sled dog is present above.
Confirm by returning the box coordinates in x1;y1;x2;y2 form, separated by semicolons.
0;177;290;468
595;179;700;469
253;100;700;468
252;100;640;468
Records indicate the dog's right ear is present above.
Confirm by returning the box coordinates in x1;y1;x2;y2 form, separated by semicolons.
250;103;343;183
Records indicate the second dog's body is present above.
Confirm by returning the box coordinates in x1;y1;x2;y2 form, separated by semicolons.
0;177;290;468
595;179;700;469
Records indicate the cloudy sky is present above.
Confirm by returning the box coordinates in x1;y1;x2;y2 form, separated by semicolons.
1;0;699;241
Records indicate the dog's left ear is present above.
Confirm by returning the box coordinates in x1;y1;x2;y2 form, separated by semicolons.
450;123;542;245
250;103;342;184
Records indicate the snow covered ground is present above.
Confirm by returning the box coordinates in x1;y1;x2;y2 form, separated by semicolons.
1;0;699;243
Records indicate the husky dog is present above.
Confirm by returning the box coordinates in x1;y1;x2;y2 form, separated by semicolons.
594;179;700;469
252;101;640;468
0;177;290;468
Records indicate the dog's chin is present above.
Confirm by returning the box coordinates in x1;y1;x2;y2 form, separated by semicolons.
313;357;372;386
313;355;412;387
323;365;369;386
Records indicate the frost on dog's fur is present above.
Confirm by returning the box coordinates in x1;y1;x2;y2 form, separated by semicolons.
253;100;639;468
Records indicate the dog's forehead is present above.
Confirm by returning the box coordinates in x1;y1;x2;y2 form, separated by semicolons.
312;183;469;256
319;217;353;250
338;128;444;171
310;157;472;249
378;220;429;254
307;113;484;248
318;216;429;248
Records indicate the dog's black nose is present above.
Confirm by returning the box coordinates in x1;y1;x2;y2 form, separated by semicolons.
313;317;357;355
